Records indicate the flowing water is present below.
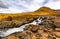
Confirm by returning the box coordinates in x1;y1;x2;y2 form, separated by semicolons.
0;17;46;37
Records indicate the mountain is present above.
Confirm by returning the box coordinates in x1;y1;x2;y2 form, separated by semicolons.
35;7;52;12
34;7;59;15
36;7;60;15
35;7;60;13
0;6;60;20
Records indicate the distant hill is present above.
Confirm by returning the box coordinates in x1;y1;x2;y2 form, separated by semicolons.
34;6;60;15
0;6;60;19
35;7;60;13
35;7;53;12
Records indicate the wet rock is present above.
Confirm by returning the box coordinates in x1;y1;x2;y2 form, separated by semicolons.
31;26;38;33
0;16;60;39
24;25;39;33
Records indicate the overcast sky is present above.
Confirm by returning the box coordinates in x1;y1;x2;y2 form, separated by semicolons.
0;0;60;13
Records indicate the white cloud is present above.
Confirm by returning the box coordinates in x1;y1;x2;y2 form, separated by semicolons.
49;0;60;2
0;0;46;13
44;1;60;10
0;8;23;13
18;0;45;11
0;0;9;8
0;0;60;13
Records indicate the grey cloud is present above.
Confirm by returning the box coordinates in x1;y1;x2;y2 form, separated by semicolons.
0;0;8;8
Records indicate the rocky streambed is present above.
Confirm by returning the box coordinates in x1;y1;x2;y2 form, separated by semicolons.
0;16;60;39
0;16;46;37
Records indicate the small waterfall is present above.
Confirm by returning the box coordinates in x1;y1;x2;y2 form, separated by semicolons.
0;17;46;37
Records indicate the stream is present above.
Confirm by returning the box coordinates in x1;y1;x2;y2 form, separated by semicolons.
0;17;46;37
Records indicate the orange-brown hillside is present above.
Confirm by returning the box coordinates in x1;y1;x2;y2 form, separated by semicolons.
35;7;53;12
0;7;60;19
34;7;60;15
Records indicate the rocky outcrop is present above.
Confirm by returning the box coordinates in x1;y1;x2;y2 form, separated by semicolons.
0;16;60;39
